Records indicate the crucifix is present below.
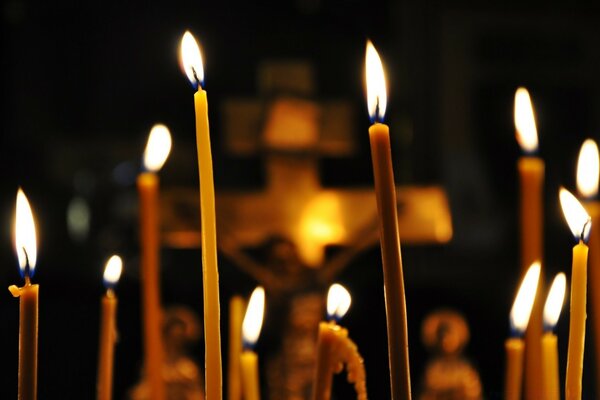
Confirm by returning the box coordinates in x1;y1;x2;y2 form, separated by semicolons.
161;60;452;399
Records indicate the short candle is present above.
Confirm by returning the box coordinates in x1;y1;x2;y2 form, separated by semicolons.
312;283;367;400
541;273;567;400
97;255;123;400
8;188;40;400
241;287;265;400
505;262;541;400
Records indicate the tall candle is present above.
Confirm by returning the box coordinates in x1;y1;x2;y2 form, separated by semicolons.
514;87;544;400
180;31;222;400
365;40;410;400
138;124;172;400
8;188;39;400
312;284;367;400
228;296;246;400
241;287;265;400
541;273;566;400
576;139;600;394
97;255;123;400
560;188;592;400
504;262;541;400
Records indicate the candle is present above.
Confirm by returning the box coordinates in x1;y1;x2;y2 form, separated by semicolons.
8;188;39;400
576;139;600;393
138;124;172;400
241;287;265;400
312;284;367;400
97;255;123;400
505;262;541;400
514;87;544;400
180;31;223;400
541;273;567;400
365;40;410;400
228;296;246;400
560;188;592;400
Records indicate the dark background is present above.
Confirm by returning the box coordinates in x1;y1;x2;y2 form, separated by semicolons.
3;0;600;398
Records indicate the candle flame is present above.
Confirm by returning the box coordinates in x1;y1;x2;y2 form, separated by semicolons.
514;87;538;153
560;187;592;242
326;283;351;321
14;188;37;279
577;139;600;199
103;255;123;290
242;286;265;347
365;40;387;122
180;31;204;89
143;124;172;172
510;261;541;334
543;272;566;329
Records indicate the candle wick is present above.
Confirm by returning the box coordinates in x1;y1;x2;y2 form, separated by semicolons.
581;218;592;242
191;66;201;90
22;246;32;283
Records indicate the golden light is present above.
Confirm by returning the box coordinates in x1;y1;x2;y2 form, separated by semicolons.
509;261;541;334
514;87;538;153
365;40;387;122
103;255;123;289
297;193;346;266
326;283;351;321
560;188;592;242
242;286;265;347
180;31;204;88
577;139;599;199
14;188;37;278
543;272;566;329
143;124;172;172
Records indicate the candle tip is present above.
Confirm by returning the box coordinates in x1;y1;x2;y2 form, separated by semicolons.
365;40;387;123
103;255;123;290
242;286;265;348
14;188;37;279
559;187;592;242
327;283;351;322
180;31;204;89
509;261;541;335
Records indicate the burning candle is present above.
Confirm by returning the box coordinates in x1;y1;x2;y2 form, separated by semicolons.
541;273;566;400
138;123;172;400
228;296;246;400
312;284;367;400
576;139;600;393
365;40;410;400
180;31;223;400
514;87;544;400
505;262;541;400
560;188;592;400
97;255;123;400
241;287;265;400
8;188;39;400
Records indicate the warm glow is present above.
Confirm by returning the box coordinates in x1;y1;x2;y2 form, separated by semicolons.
103;255;123;289
242;286;265;347
143;124;172;172
326;283;351;321
180;31;204;88
514;87;538;153
14;188;37;278
365;40;387;122
510;261;541;334
543;272;566;329
560;188;592;241
577;139;599;198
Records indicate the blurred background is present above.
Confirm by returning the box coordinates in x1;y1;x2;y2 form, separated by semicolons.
3;0;600;398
